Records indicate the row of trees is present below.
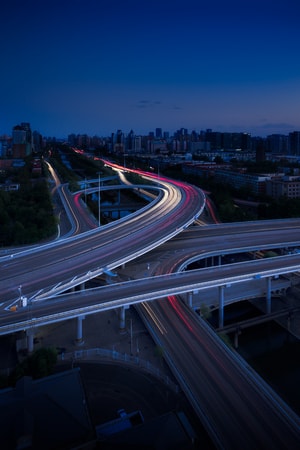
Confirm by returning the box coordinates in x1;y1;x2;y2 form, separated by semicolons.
0;161;57;246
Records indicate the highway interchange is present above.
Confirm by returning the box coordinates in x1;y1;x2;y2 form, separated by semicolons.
1;161;300;448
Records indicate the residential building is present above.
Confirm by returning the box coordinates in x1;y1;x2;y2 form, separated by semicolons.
266;134;288;155
12;123;33;158
266;175;300;199
214;169;270;195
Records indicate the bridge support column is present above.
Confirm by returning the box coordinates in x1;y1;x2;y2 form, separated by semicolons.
75;315;85;345
218;285;225;328
234;331;239;349
218;255;222;266
26;329;34;354
80;282;85;291
266;277;272;314
287;313;291;332
187;292;193;308
119;306;126;332
234;326;241;349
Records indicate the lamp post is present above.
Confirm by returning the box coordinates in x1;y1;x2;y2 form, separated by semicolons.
18;285;22;307
97;172;101;226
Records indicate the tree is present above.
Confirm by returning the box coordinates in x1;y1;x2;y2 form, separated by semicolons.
11;347;58;385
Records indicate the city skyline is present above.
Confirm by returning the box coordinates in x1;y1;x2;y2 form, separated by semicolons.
1;0;300;138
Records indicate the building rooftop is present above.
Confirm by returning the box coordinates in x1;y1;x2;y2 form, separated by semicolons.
0;368;94;449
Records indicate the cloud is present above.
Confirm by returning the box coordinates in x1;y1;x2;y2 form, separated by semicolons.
135;100;162;109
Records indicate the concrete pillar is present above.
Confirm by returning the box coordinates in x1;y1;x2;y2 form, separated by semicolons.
119;306;126;331
218;285;225;328
187;292;193;308
218;255;222;266
26;329;34;353
266;277;272;314
75;315;85;345
80;282;85;291
234;331;239;349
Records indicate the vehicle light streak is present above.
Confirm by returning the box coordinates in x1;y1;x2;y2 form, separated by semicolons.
167;295;194;332
141;302;167;335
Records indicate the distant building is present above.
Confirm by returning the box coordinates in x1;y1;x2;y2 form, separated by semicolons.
266;134;288;155
214;169;269;195
182;162;230;179
155;127;162;138
266;175;300;199
132;135;142;152
148;139;168;154
32;130;43;153
0;134;12;157
255;139;266;162
289;131;300;156
112;129;125;152
189;141;211;153
12;123;33;158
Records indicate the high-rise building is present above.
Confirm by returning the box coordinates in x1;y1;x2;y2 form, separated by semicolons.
155;128;162;138
12;123;33;158
32;130;43;153
113;129;125;152
289;131;300;155
266;134;288;155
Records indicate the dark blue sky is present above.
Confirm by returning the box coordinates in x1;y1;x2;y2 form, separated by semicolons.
1;0;300;138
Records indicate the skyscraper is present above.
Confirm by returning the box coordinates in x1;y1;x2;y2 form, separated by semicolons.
155;128;162;138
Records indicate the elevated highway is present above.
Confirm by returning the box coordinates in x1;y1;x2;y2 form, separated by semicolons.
0;175;205;304
1;162;300;448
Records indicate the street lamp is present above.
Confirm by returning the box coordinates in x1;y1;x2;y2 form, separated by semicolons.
18;285;22;305
97;172;101;226
18;285;27;307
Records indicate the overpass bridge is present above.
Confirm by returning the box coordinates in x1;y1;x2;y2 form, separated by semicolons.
1;161;300;448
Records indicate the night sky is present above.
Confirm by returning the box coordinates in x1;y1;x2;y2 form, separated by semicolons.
1;0;300;138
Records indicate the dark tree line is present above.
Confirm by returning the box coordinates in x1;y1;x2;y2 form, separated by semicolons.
0;162;57;246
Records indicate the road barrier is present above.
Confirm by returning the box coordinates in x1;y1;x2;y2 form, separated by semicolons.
60;347;179;393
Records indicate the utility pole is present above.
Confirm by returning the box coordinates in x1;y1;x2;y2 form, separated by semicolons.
97;172;101;226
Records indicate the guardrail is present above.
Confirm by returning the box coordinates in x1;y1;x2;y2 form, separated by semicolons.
59;347;179;393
